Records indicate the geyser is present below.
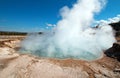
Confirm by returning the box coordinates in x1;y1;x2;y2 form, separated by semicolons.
20;0;116;60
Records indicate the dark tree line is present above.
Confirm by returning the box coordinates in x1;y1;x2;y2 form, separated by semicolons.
0;31;43;35
0;31;27;35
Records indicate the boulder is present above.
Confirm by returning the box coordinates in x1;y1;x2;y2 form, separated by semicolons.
104;43;120;61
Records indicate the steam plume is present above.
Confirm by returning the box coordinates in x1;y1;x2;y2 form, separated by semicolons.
20;0;116;60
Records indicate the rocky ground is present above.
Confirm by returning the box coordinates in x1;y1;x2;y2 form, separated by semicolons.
0;36;120;78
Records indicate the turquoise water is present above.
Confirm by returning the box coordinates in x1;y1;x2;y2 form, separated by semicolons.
20;48;100;61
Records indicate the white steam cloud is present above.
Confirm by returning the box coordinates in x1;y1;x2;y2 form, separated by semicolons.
46;23;56;27
96;14;120;25
20;0;116;60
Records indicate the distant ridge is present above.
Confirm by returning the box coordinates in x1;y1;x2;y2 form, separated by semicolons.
109;21;120;37
109;21;120;31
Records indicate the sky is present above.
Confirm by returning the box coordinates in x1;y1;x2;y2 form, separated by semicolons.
0;0;120;32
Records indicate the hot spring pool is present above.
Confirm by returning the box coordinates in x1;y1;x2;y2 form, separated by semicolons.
19;49;103;61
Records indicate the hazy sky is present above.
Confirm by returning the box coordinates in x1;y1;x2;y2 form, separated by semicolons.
0;0;120;32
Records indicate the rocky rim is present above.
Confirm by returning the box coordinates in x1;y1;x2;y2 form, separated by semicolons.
0;36;120;78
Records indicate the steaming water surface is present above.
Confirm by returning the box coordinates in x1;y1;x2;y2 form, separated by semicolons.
20;0;116;61
20;47;99;60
